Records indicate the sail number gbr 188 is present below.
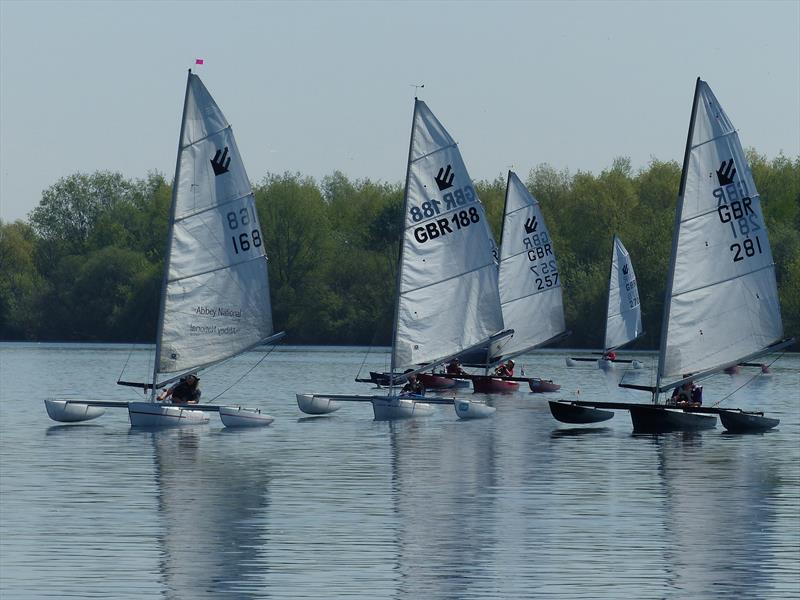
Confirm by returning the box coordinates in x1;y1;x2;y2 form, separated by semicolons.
413;207;481;244
226;206;263;254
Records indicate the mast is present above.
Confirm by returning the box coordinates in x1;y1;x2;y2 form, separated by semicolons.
388;98;420;392
655;76;701;399
151;70;192;401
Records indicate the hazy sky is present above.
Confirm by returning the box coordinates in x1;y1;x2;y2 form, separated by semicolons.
1;0;798;223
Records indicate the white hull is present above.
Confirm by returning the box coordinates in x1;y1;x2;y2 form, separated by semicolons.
371;397;435;421
219;406;274;427
296;394;342;415
632;360;644;369
44;399;106;423
565;357;577;367
128;402;209;427
598;359;614;371
454;400;495;420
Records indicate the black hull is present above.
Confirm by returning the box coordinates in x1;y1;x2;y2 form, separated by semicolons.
549;401;614;424
629;405;716;433
719;409;779;433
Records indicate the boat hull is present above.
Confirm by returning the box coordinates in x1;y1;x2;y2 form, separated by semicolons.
719;409;779;433
219;406;274;427
528;379;561;393
598;359;614;371
296;394;342;415
371;396;434;420
454;400;495;420
629;405;716;433
549;401;614;424
44;399;106;423
565;357;577;367
418;373;456;389
128;402;209;427
472;376;519;393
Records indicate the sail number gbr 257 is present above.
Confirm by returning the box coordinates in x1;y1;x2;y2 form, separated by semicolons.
226;206;263;255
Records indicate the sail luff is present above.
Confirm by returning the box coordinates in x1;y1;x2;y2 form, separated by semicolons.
151;69;193;400
656;77;701;393
602;234;617;352
389;99;421;386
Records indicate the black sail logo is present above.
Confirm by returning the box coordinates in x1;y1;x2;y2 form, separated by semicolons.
211;147;231;176
435;164;455;191
716;158;736;186
524;216;538;234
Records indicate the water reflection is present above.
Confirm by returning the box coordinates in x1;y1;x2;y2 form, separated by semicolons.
146;428;272;599
387;418;499;600
649;432;779;599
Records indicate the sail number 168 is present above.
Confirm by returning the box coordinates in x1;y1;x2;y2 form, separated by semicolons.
227;208;262;255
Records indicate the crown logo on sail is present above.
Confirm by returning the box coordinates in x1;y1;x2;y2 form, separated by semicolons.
524;216;538;234
435;165;455;191
622;263;629;275
210;147;231;176
716;158;736;186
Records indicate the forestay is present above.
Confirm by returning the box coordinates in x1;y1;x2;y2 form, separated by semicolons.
659;79;783;383
392;100;504;370
604;235;643;351
493;171;565;358
157;73;274;377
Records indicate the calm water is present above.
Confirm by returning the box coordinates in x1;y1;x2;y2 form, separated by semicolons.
1;343;798;599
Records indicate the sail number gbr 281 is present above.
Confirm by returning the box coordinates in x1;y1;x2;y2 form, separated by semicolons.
226;206;263;255
716;192;763;264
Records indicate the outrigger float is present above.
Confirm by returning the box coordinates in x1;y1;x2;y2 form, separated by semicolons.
551;78;794;434
44;71;282;429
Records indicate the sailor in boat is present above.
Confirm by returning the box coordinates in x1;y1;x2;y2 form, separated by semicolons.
158;374;201;404
602;350;617;362
494;359;515;377
669;376;702;408
445;358;468;377
400;370;426;397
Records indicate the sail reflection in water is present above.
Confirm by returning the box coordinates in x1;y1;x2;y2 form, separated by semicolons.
147;428;271;597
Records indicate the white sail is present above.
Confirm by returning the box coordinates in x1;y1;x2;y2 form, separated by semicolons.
604;235;643;351
157;72;273;376
493;171;565;358
659;79;783;383
391;100;504;370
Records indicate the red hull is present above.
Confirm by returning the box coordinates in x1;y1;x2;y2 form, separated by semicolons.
418;373;456;389
472;376;519;393
529;379;561;393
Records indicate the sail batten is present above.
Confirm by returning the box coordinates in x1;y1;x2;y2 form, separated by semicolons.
156;72;274;377
658;79;783;382
391;100;504;370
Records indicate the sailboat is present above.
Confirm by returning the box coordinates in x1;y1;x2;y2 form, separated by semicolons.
566;235;644;370
45;70;283;428
551;77;793;432
296;99;505;420
469;171;567;393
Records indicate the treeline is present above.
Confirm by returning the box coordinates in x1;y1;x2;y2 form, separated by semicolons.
1;152;798;347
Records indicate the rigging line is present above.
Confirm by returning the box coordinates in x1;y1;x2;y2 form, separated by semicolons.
711;352;785;408
208;343;278;403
